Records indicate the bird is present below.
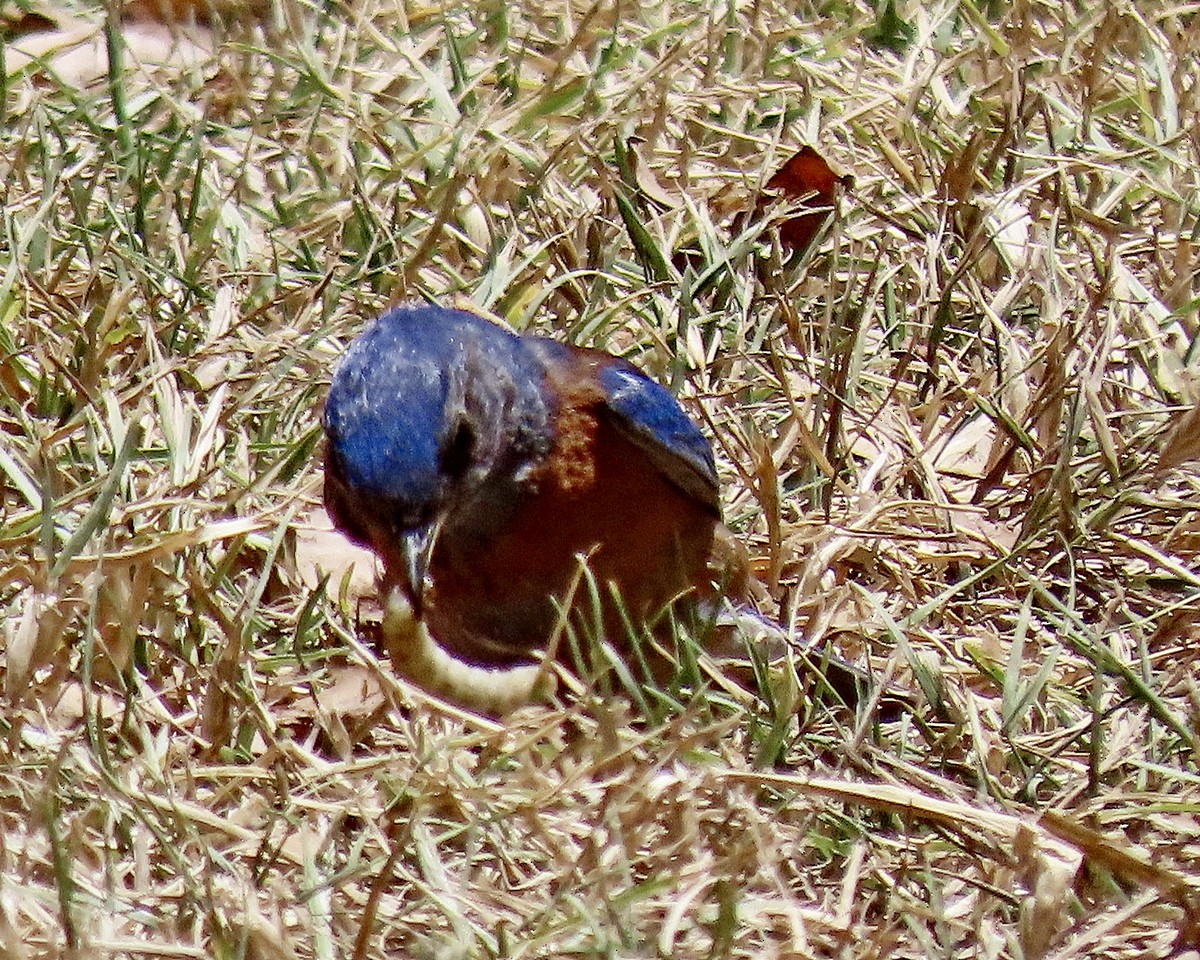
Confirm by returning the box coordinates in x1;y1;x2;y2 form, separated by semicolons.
322;303;739;707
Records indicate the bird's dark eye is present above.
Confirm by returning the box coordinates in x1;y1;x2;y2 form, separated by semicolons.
439;418;475;479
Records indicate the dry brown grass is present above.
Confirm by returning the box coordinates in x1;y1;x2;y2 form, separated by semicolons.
2;0;1199;956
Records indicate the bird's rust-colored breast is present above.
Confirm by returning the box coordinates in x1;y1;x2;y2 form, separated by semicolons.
422;349;718;667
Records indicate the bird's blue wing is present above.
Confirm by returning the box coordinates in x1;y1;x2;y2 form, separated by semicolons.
596;360;720;513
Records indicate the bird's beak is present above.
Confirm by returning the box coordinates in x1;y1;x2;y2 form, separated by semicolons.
400;524;439;613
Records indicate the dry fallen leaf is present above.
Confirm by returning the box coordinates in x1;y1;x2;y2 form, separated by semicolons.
294;506;379;604
7;20;214;89
4;592;70;698
272;664;387;725
122;0;269;24
763;145;853;254
45;681;126;726
626;138;680;209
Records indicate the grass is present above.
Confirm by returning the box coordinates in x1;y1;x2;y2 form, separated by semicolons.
2;0;1200;955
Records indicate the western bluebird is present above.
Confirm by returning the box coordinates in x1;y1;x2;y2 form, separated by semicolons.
323;303;732;700
322;303;909;715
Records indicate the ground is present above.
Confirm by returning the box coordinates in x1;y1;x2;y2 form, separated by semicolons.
1;0;1199;956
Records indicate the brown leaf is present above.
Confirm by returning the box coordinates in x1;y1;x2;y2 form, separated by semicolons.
122;0;268;23
764;145;853;254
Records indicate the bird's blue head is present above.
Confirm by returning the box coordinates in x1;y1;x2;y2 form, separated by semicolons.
325;309;454;530
322;304;552;539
